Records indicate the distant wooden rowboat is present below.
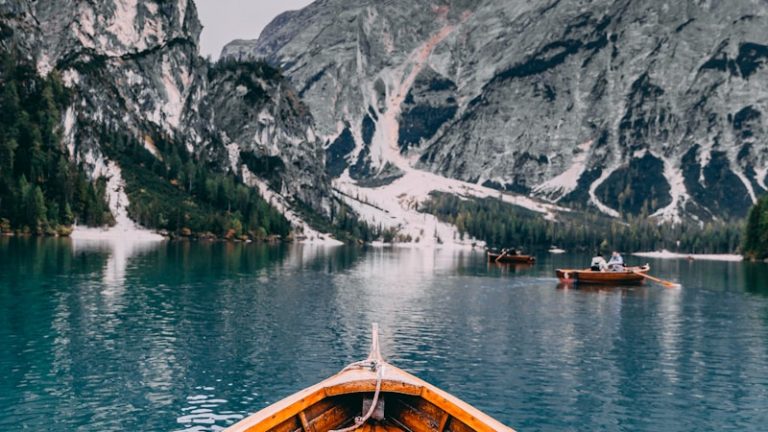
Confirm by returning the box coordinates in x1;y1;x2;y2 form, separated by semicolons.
226;324;514;432
556;264;650;285
487;251;535;264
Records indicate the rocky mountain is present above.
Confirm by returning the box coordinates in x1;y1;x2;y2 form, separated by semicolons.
223;0;768;223
0;0;332;237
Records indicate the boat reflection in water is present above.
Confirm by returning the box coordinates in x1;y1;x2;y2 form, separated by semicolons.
488;261;534;275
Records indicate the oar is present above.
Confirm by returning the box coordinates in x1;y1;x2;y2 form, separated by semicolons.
633;271;680;288
495;249;509;263
557;269;584;282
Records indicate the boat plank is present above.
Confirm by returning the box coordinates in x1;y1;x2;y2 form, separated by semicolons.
388;399;437;432
298;411;312;432
388;396;444;432
235;388;327;432
303;397;342;422
308;403;356;432
353;424;406;432
438;412;450;432
445;416;476;432
267;415;301;432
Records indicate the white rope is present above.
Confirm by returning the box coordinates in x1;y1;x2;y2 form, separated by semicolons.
329;361;384;432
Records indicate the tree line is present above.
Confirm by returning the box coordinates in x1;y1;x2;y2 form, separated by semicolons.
422;192;743;253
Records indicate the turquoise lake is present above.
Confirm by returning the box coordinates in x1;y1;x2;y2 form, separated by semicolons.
1;238;768;431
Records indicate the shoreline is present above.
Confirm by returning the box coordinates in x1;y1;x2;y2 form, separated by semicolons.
633;249;743;262
70;225;166;242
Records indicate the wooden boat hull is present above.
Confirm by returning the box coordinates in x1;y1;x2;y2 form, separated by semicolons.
487;252;535;264
556;265;650;285
226;326;514;432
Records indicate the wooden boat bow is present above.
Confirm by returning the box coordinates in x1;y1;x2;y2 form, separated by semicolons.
226;324;514;432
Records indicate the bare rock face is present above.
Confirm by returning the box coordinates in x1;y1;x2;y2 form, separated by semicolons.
0;0;330;214
223;0;768;221
193;61;327;207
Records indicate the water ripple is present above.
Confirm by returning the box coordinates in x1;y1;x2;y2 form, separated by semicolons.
1;240;768;431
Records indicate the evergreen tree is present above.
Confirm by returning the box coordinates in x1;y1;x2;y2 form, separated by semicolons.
744;197;768;259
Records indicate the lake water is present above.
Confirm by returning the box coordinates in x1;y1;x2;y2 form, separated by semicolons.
1;238;768;431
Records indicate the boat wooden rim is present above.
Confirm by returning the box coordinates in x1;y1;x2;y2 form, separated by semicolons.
225;324;514;432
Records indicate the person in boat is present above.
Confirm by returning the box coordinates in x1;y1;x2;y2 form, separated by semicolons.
607;251;625;271
590;253;608;271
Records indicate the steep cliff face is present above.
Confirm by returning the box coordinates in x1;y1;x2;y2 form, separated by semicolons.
1;0;202;153
0;0;330;228
191;61;327;208
224;0;768;222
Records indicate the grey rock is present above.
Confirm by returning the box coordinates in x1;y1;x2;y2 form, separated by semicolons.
0;0;330;216
224;0;768;221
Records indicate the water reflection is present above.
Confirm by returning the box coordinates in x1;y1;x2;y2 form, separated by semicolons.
742;263;768;296
71;237;164;296
2;241;768;431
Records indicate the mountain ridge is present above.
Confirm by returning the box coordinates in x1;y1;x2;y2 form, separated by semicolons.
223;0;768;224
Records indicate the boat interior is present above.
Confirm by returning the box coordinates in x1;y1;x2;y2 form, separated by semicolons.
262;391;478;432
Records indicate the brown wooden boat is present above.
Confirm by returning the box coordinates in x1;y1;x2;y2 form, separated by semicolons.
556;264;650;285
225;324;514;432
487;250;535;264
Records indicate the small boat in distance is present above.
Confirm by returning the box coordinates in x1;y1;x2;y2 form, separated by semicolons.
226;324;514;432
556;264;651;285
487;249;535;264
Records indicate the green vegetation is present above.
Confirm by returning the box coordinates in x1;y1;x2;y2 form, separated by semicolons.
422;192;743;253
744;196;768;259
293;197;393;244
96;125;292;239
0;51;112;235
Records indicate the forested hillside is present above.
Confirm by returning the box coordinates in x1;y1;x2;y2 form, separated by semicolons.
0;51;112;235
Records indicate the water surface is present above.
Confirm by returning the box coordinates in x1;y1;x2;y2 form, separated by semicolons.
1;238;767;431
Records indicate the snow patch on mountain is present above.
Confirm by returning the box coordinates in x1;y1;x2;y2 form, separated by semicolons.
734;166;758;205
334;167;560;247
225;142;240;172
36;53;53;76
756;166;768;191
651;155;688;223
72;161;163;241
588;165;621;218
533;140;593;201
63;106;77;157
